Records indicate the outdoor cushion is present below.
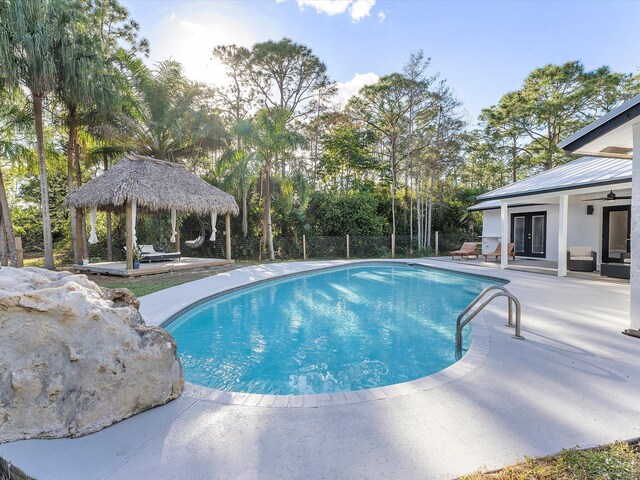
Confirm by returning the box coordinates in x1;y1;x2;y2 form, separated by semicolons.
569;246;592;257
140;245;155;253
570;255;594;261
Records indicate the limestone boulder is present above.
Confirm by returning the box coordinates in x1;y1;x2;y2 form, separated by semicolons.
0;267;183;443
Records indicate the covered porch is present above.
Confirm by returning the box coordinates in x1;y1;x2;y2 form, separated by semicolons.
471;155;632;279
558;93;640;336
435;256;629;283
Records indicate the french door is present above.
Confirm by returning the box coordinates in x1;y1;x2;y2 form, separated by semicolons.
602;205;631;263
511;212;547;258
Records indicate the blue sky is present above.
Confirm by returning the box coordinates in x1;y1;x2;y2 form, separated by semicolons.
122;0;640;122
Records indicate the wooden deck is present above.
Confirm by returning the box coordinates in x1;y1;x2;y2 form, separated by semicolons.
74;257;234;277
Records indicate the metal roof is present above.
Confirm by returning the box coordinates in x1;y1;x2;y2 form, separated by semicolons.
476;156;632;202
467;200;501;211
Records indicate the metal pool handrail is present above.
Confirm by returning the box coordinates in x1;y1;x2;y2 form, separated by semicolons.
455;285;524;351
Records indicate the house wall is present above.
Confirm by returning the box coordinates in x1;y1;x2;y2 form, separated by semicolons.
481;200;631;265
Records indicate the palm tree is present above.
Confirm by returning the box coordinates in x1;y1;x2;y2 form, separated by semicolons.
250;108;305;260
124;59;225;163
0;0;75;269
0;86;32;266
55;12;107;263
215;119;258;238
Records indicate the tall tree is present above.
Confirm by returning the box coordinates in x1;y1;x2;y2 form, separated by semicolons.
480;92;532;183
250;108;304;260
125;59;225;164
349;57;437;239
243;38;334;176
55;6;107;263
494;61;637;170
0;85;32;266
0;0;75;269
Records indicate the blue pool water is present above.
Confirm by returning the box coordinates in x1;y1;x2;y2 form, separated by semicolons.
166;264;501;395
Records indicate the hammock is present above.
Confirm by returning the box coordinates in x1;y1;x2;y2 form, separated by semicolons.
184;218;207;249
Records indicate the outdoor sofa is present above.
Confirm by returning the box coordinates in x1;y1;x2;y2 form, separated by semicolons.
124;245;182;263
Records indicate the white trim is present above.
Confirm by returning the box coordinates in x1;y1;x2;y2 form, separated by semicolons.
500;202;509;270
631;123;640;329
557;194;569;277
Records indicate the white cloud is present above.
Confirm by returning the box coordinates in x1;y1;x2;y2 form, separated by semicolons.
350;0;375;21
377;10;386;22
336;72;379;104
296;0;351;16
294;0;376;22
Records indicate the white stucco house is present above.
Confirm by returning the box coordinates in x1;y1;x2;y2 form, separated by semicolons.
469;94;639;337
469;155;632;273
558;93;640;337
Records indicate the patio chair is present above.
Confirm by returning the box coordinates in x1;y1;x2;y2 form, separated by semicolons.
567;246;596;272
482;243;516;262
450;242;480;260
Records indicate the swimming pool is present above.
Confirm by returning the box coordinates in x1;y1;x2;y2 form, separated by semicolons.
165;263;503;395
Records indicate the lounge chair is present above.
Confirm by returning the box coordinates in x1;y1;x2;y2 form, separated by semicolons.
567;246;596;272
482;243;516;262
451;242;480;260
124;245;181;263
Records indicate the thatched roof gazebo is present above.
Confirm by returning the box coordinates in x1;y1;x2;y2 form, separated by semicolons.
65;154;239;270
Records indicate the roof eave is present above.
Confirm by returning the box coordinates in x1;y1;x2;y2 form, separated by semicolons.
478;177;633;202
558;93;640;156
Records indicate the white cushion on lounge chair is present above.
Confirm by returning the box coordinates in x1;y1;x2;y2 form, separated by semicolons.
569;246;592;257
140;244;155;254
570;255;594;261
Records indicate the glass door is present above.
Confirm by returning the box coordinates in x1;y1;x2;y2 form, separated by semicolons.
531;215;546;255
602;206;631;263
511;212;547;258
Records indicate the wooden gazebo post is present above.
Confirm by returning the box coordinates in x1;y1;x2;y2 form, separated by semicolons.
225;212;231;260
125;200;133;270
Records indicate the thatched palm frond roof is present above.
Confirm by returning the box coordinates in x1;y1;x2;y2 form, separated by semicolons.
64;154;239;216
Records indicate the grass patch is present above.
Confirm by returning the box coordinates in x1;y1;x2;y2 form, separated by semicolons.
86;262;255;297
460;441;640;479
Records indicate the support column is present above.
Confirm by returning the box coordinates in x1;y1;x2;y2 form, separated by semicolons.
225;212;231;261
500;202;509;269
125;201;133;270
558;193;568;277
629;122;640;332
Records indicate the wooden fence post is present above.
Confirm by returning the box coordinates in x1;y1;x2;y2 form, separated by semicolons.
346;234;350;259
303;234;307;260
435;231;439;256
225;213;231;261
15;237;23;268
125;202;133;270
391;233;395;259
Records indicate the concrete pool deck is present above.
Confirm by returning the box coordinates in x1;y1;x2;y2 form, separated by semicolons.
1;259;639;479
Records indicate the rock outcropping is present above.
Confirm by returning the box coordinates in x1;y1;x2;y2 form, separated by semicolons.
0;267;183;443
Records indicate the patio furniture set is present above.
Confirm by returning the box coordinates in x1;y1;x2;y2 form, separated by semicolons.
451;242;631;279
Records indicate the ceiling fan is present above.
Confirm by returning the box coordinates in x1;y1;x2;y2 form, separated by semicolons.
582;190;632;202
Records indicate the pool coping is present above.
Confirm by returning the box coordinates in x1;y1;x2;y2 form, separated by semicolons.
160;260;499;408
